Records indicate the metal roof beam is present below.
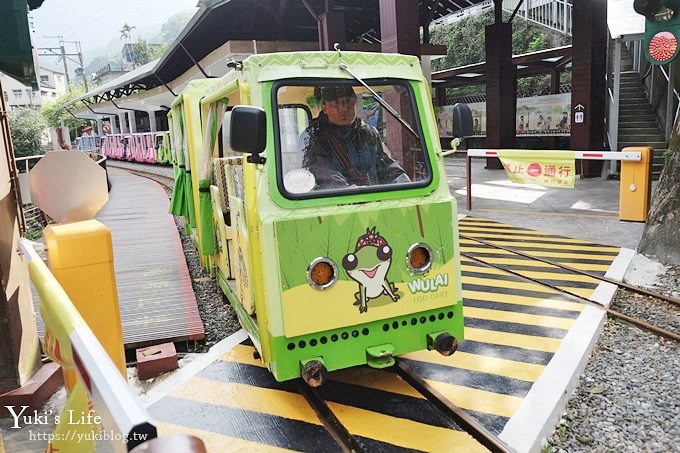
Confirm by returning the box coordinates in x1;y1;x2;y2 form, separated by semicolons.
179;42;210;78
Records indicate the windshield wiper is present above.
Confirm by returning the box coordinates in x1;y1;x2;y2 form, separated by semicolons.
339;63;419;139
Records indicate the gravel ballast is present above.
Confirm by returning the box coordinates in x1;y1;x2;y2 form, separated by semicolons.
116;161;680;451
545;266;680;452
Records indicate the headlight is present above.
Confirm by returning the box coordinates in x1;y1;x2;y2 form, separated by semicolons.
307;257;338;290
406;243;433;274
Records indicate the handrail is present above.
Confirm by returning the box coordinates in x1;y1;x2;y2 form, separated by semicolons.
657;63;680;141
19;239;157;452
15;154;44;174
503;0;572;35
16;150;107;173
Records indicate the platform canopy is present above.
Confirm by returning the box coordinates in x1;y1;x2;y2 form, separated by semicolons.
0;0;45;88
432;45;573;88
74;0;488;105
608;0;644;40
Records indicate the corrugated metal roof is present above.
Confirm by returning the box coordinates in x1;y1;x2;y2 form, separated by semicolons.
72;59;159;104
73;0;487;105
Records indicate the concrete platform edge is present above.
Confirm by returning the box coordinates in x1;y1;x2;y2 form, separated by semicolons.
498;304;607;453
141;329;248;407
591;248;635;307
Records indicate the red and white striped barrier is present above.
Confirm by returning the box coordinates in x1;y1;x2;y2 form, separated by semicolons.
459;148;648;211
466;149;642;161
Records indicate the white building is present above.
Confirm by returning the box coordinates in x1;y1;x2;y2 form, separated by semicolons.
0;66;67;114
37;67;67;101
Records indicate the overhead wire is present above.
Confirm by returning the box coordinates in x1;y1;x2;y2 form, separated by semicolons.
61;2;121;37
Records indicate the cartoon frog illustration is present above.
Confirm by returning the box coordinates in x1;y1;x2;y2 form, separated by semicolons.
342;227;399;313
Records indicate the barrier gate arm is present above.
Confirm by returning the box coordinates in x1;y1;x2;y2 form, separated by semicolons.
20;239;157;453
462;149;644;211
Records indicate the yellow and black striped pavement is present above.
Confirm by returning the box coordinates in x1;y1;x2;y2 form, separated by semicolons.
458;216;622;300
145;217;630;452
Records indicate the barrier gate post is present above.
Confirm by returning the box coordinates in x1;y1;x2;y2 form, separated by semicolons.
619;146;652;222
43;219;126;391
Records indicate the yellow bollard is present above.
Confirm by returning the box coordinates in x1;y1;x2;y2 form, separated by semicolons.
43;219;126;391
619;146;652;222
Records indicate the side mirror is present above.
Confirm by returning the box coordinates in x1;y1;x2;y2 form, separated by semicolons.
230;105;267;164
452;103;473;138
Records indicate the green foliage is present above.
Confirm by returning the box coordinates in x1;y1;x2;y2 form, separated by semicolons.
119;22;136;42
9;108;47;158
528;34;548;52
430;10;571;98
131;39;168;68
160;12;192;42
41;86;87;134
430;11;493;71
664;147;675;162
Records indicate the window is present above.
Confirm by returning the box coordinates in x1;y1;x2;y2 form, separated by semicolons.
40;90;47;97
274;81;431;199
40;75;49;82
12;89;22;98
52;92;57;98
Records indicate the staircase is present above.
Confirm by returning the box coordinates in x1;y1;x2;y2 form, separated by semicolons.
616;51;667;179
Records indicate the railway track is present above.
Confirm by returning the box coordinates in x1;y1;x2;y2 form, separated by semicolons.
460;234;680;343
297;363;514;453
111;163;678;450
113;163;513;451
107;162;175;192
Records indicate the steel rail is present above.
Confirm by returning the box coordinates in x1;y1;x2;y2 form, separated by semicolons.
459;248;680;343
293;380;363;453
106;163;175;190
395;360;514;453
460;234;680;308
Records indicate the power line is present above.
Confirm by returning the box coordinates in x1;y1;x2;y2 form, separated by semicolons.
39;36;89;91
61;2;120;37
64;0;133;40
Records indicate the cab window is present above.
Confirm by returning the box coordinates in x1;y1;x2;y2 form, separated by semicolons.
273;81;431;198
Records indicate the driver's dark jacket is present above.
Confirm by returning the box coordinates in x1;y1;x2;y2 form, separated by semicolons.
300;112;409;189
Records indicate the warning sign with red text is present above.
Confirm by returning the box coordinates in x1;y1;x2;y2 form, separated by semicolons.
497;150;576;188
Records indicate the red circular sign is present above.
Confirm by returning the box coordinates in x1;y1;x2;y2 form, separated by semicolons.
527;163;542;177
649;31;678;63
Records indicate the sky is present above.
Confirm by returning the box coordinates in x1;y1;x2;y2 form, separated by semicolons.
30;0;198;67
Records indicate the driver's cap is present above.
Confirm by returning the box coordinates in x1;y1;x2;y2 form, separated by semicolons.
320;85;356;102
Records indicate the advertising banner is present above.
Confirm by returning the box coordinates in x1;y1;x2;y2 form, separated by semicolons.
497;150;576;188
435;93;571;137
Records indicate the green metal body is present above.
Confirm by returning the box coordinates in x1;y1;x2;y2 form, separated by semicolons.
189;51;464;382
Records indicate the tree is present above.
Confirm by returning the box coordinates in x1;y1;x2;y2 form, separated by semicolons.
41;86;87;139
160;12;192;43
637;142;680;265
9;108;48;158
131;39;168;68
119;22;136;42
430;10;570;97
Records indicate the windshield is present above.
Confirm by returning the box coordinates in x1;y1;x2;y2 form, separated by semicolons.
274;80;431;198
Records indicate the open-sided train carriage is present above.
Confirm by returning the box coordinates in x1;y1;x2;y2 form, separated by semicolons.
170;51;466;386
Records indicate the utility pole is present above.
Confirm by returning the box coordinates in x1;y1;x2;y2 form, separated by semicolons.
74;41;89;91
39;36;89;92
60;43;71;87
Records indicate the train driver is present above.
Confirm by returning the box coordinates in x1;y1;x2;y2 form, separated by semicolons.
299;85;410;190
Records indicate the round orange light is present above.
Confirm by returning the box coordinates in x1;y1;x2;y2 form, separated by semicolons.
407;243;433;273
307;258;338;290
